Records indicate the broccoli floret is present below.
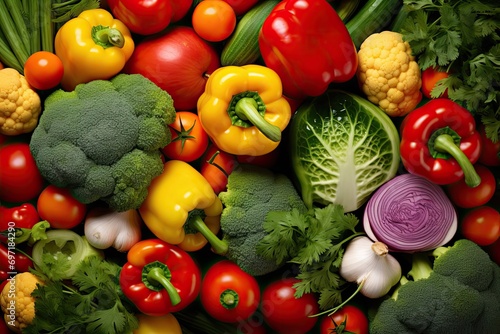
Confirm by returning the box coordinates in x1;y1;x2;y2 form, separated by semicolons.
30;74;176;212
370;239;500;334
193;164;307;276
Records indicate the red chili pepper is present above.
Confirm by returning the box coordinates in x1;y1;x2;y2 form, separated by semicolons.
400;98;482;187
107;0;193;35
119;239;201;316
258;0;358;100
0;243;33;274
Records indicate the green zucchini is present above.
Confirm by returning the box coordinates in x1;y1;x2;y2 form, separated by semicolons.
221;0;280;66
346;0;403;49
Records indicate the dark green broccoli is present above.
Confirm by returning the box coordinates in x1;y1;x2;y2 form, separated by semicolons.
370;239;500;334
29;74;176;212
190;164;307;276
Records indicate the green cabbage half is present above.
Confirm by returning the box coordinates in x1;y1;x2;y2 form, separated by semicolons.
289;90;400;212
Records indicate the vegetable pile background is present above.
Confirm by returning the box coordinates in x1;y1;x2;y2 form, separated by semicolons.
0;0;499;333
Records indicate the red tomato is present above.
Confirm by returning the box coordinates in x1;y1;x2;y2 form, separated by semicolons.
162;111;209;162
37;185;87;229
0;143;44;203
319;305;369;334
222;0;259;16
24;51;64;90
200;144;238;194
445;164;496;208
421;66;449;99
201;260;261;323
478;124;500;167
192;0;237;42
460;206;500;246
260;278;319;334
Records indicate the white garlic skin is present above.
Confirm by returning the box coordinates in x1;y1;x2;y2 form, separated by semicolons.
340;236;402;298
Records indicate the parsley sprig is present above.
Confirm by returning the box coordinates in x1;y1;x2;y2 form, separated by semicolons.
24;256;138;334
257;204;364;310
399;0;500;142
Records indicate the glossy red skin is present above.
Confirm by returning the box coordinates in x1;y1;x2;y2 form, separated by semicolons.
0;203;40;231
445;164;496;209
36;185;87;229
24;51;64;90
200;260;261;323
119;239;201;316
107;0;193;35
400;99;481;185
200;144;238;194
222;0;259;16
319;305;369;334
478;124;500;167
460;206;500;246
0;143;44;203
261;278;319;334
123;26;220;110
259;0;358;100
0;243;33;273
421;66;449;99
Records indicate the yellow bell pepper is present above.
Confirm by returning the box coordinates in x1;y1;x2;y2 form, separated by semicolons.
197;64;291;156
55;8;135;91
139;160;225;253
133;313;182;334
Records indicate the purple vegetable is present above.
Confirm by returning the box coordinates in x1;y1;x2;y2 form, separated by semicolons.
363;173;457;252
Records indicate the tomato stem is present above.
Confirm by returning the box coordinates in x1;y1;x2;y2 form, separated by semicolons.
220;289;239;309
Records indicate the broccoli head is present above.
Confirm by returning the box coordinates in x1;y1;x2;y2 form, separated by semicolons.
30;74;176;212
195;164;307;276
370;239;500;334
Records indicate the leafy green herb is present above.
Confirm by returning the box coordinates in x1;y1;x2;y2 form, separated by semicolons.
257;204;364;310
25;256;138;334
398;0;500;142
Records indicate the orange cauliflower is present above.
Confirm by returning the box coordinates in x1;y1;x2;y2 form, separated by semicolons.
0;272;43;333
0;68;42;136
356;31;422;117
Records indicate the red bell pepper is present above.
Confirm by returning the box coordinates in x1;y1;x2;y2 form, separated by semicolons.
400;98;482;187
0;242;33;274
119;239;201;316
107;0;193;35
258;0;358;100
0;203;40;232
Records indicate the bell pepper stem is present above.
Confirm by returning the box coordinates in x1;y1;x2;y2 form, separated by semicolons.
434;134;481;187
92;25;125;48
146;267;182;306
235;97;281;142
190;216;228;255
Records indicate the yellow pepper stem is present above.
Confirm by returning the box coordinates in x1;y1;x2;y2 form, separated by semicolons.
92;25;125;48
190;216;228;255
230;92;282;142
143;261;181;306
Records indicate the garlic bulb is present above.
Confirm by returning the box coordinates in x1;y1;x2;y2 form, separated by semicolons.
340;236;401;298
84;207;142;252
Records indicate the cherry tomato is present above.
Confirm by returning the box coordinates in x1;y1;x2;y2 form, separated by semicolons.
201;260;261;323
221;0;259;16
421;66;449;99
445;164;496;208
162;111;209;162
37;185;87;229
0;143;44;203
460;206;500;246
200;144;238;194
478;124;500;167
23;51;64;90
319;305;369;334
260;278;319;334
192;0;237;42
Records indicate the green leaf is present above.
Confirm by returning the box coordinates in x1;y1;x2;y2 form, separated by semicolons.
86;305;127;334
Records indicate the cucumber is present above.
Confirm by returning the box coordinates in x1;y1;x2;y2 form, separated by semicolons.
221;0;280;66
346;0;403;49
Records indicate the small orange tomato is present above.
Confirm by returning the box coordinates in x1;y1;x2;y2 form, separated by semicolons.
192;0;237;42
421;66;449;99
24;51;64;90
37;185;87;229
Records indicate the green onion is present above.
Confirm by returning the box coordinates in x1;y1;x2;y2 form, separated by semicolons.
40;0;54;52
4;0;31;55
0;29;23;72
0;0;30;66
29;0;41;54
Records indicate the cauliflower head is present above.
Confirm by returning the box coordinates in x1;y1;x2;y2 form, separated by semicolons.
0;272;43;333
356;31;422;117
0;68;42;136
